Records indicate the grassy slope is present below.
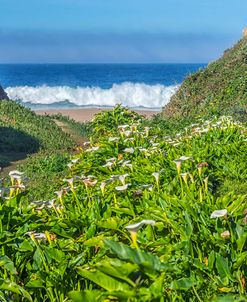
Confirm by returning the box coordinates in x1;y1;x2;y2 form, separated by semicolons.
0;101;88;200
163;37;247;121
0;100;75;153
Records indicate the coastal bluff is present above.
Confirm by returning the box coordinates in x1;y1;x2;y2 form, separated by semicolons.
162;36;247;120
0;84;9;100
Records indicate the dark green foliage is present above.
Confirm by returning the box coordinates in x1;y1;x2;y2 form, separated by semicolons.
0;100;75;152
20;152;70;201
163;37;247;121
87;104;144;137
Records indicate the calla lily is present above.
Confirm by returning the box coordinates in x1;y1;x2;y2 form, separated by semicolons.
83;178;97;187
180;172;189;183
210;209;227;219
86;146;99;152
100;181;106;194
115;184;130;191
125;219;156;232
123;130;132;137
103;162;114;168
54;190;63;199
25;231;47;241
125;219;156;248
178;156;192;161
142;184;154;191
63;178;74;187
9;170;24;177
118;125;129;130
152;172;160;185
71;158;79;164
119;174;129;185
108;137;120;142
106;157;117;162
124;147;135;154
173;160;182;174
121;160;131;167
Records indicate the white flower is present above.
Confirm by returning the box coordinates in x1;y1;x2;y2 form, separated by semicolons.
124;147;135;154
178;156;192;161
25;231;47;240
67;163;73;169
71;158;79;164
152;172;160;183
91;146;99;151
121;160;131;166
100;181;106;194
106;157;117;162
108;137;120;142
86;146;99;152
54;190;63;199
63;178;74;187
125;220;156;233
123;130;132;137
9;170;24;176
119;174;129;185
9;184;26;190
142;184;154;191
115;184;130;191
118;125;129;130
103;162;114;168
210;209;227;219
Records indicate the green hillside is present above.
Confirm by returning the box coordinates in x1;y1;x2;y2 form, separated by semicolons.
0;100;76;167
163;37;247;120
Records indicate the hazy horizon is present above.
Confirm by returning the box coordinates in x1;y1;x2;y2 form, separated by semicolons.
0;0;246;64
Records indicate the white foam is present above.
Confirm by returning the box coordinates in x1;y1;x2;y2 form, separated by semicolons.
6;82;179;108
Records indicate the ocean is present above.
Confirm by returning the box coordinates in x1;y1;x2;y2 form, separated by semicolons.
0;64;205;110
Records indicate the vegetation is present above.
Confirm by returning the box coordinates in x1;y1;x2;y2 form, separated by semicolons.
163;37;247;121
0;105;246;301
0;100;75;155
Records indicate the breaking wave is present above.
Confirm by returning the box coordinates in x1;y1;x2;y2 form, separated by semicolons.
6;82;179;109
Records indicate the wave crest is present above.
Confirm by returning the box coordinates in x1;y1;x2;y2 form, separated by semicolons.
6;82;179;108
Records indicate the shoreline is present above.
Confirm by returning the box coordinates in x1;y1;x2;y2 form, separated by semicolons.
35;108;161;122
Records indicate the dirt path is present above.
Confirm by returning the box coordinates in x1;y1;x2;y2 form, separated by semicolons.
53;119;86;147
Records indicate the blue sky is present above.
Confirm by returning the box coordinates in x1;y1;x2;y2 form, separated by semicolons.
0;0;246;63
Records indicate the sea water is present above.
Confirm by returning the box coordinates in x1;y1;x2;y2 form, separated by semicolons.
0;64;205;110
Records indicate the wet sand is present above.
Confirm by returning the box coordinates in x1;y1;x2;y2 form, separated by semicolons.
35;108;161;122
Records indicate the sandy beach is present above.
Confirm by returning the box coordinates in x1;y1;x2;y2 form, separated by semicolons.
35;108;161;122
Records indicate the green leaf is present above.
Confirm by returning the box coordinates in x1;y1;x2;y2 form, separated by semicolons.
0;255;17;275
97;217;120;230
104;239;175;273
184;211;193;239
215;254;231;285
77;268;132;292
95;259;137;287
233;251;247;269
68;290;103;302
170;277;197;290
208;251;215;271
44;246;65;263
0;279;33;301
83;235;105;247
